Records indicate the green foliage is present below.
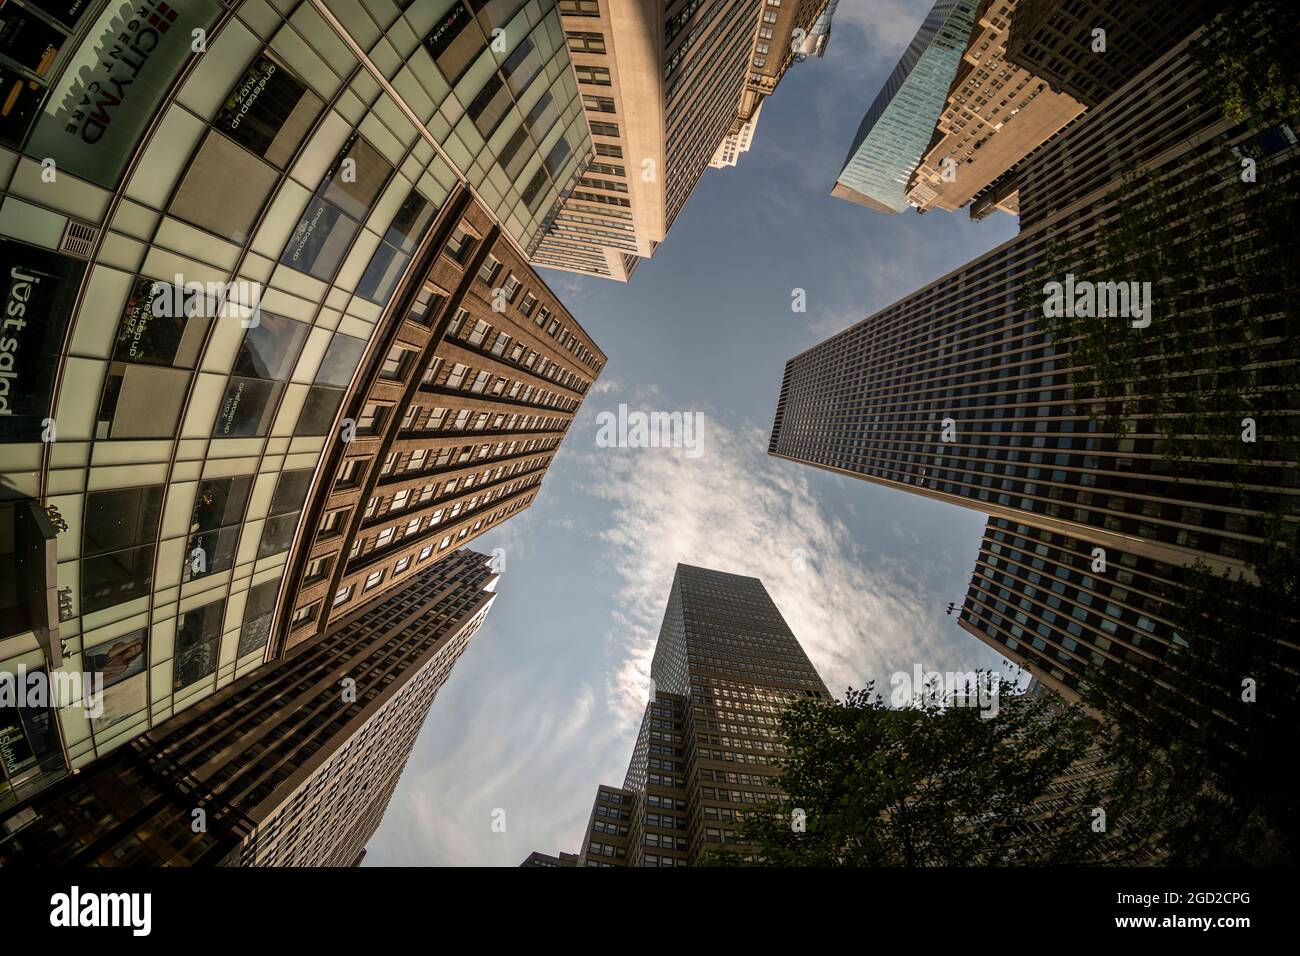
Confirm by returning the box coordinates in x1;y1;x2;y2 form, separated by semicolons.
1079;530;1300;866
1026;155;1299;486
1192;1;1300;126
703;676;1120;866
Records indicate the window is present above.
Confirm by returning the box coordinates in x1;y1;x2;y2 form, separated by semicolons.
333;585;353;606
478;254;501;284
594;143;622;158
395;555;411;574
357;403;387;435
320;510;345;535
566;31;605;53
174;599;225;690
575;65;611;85
81;485;164;614
291;602;319;628
423;1;485;85
216;54;323;169
588;120;619;137
518;292;538;317
422;357;446;386
335;459;363;489
305;556;331;583
445;226;475;264
583;95;616;113
259;469;313;558
240;582;280;658
363;569;385;592
501;274;521;301
213;377;283;438
298;333;365;436
559;0;599;14
379;346;414;381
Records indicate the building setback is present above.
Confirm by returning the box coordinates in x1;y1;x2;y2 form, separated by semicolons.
0;0;602;812
529;564;830;866
772;25;1298;700
0;549;498;865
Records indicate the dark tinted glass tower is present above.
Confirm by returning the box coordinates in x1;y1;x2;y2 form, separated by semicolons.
529;564;830;866
770;25;1298;700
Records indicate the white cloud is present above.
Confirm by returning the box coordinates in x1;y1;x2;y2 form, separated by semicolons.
368;408;1002;866
579;411;1003;725
832;0;937;70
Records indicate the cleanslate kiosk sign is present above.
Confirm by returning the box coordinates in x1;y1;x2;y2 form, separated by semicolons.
0;238;86;443
24;0;220;188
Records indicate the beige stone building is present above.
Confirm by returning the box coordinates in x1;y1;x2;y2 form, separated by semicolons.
531;0;829;280
905;0;1085;215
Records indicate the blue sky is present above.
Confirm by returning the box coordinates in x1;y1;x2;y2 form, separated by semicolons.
364;0;1020;866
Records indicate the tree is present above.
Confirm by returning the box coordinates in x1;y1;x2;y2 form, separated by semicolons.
1192;1;1300;127
704;675;1142;866
1078;531;1300;866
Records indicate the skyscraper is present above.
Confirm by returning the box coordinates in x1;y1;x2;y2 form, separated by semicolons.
0;0;602;810
796;0;840;60
529;564;830;866
1004;0;1220;108
903;0;1085;216
832;0;979;212
530;0;829;280
772;24;1298;700
272;182;604;654
0;548;498;866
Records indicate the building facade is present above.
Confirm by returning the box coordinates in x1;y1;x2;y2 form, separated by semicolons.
530;564;830;866
273;182;603;654
0;0;601;812
709;102;762;169
731;0;827;131
774;26;1298;700
530;0;827;280
832;0;979;212
904;0;1084;215
1004;0;1219;108
0;549;498;865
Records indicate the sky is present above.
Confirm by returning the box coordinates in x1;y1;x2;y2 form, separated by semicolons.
364;0;1021;867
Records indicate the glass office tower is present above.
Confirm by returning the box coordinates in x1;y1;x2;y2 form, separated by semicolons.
831;0;978;212
529;564;831;866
